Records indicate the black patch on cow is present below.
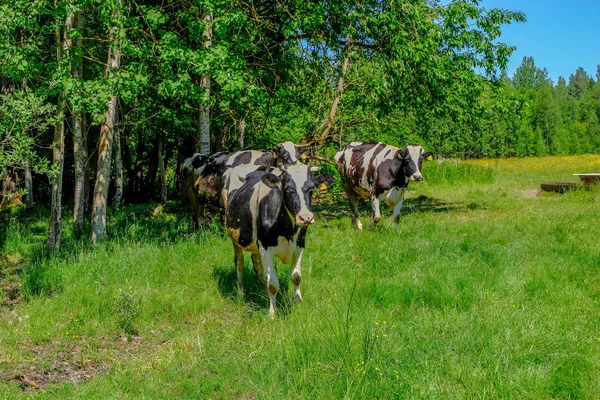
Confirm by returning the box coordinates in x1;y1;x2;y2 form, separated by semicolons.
254;152;276;167
231;151;252;167
374;158;405;196
261;172;281;188
313;173;335;190
226;175;258;248
259;183;283;231
297;226;307;248
366;143;386;183
190;154;209;169
281;172;302;216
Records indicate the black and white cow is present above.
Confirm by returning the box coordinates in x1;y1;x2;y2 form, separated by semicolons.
180;142;302;226
334;142;432;231
225;162;334;318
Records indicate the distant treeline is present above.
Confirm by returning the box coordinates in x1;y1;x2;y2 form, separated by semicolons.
420;57;600;158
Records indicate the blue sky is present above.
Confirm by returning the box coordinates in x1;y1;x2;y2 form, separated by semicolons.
482;0;600;83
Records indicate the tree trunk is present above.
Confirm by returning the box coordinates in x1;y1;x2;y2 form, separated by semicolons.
158;132;167;204
198;12;212;155
133;131;144;200
146;138;158;194
73;9;86;239
316;37;351;144
238;117;246;150
112;100;123;207
48;7;72;250
1;171;22;209
21;78;33;209
91;1;121;244
24;164;33;208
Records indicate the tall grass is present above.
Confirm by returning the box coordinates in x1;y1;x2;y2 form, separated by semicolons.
422;159;495;185
1;155;600;398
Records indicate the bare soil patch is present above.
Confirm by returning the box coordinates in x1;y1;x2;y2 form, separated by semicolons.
0;336;145;392
521;188;541;198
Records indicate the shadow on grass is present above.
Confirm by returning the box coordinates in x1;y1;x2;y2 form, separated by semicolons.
313;194;486;221
0;202;225;303
212;261;293;317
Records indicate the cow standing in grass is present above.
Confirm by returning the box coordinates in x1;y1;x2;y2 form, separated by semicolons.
335;142;432;231
225;162;334;318
180;142;302;226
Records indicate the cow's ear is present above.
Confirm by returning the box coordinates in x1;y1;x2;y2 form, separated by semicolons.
422;152;434;161
261;173;281;188
313;174;335;193
259;186;282;231
191;154;207;169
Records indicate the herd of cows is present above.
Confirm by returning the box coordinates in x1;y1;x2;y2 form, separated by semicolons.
181;141;433;318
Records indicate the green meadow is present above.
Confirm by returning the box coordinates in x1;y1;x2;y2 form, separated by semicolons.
1;155;599;399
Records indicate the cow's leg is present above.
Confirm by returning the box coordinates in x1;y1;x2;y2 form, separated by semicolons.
291;227;307;303
392;193;405;232
346;188;363;231
260;248;279;319
234;244;245;295
371;195;381;227
251;252;266;289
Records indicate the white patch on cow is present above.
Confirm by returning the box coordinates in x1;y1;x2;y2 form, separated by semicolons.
284;163;313;224
406;145;424;179
291;245;304;302
378;186;404;207
279;141;298;163
343;147;355;174
269;235;296;264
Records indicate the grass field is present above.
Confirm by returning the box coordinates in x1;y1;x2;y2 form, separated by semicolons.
1;155;600;399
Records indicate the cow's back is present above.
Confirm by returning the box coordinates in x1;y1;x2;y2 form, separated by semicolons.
336;142;399;196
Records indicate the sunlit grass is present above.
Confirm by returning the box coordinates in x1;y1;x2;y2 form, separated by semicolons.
1;155;599;398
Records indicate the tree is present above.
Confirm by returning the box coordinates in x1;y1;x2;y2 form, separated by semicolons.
513;56;551;90
48;1;74;250
91;0;122;244
568;67;593;99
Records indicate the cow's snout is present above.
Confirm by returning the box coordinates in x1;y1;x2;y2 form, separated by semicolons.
411;172;423;181
297;214;315;226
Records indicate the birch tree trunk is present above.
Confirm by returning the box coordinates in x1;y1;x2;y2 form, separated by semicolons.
158;131;167;204
24;164;33;208
21;77;33;209
48;7;71;250
238;117;246;150
198;12;212;155
112;101;123;207
316;37;351;144
73;9;86;239
91;0;121;244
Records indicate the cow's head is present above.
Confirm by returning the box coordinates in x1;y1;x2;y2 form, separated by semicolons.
397;144;433;181
275;141;301;166
262;163;334;226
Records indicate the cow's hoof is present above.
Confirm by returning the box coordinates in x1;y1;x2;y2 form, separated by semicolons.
294;293;303;303
268;309;276;319
356;221;363;231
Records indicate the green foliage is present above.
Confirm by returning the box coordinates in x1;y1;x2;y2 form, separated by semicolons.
0;91;54;180
115;286;140;337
